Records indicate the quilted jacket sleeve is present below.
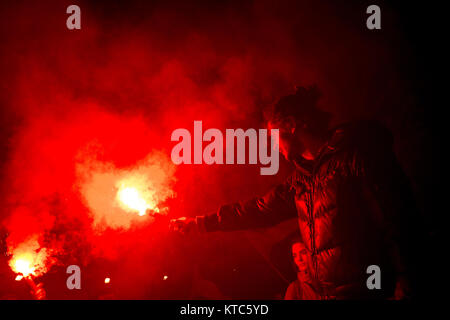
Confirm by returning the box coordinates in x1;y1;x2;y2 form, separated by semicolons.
197;174;298;232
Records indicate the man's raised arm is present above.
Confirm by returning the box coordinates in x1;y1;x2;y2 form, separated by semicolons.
170;174;298;233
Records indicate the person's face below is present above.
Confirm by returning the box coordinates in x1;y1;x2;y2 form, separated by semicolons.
292;242;309;273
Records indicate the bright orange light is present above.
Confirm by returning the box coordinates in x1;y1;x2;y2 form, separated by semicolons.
13;258;35;277
78;151;175;229
104;277;111;284
8;236;52;279
163;275;168;281
116;175;162;217
117;187;150;216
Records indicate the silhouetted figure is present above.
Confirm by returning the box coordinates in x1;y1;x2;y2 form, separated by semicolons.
171;86;417;299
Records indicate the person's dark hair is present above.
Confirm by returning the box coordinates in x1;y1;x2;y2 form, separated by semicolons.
290;236;303;249
267;85;332;135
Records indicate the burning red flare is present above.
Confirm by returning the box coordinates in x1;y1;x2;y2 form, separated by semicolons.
7;236;55;299
116;183;159;217
12;258;35;277
8;236;54;281
77;151;176;229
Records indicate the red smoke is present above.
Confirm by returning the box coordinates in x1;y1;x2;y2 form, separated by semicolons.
0;0;420;298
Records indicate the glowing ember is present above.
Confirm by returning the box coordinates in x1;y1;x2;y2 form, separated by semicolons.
15;275;24;281
104;277;111;284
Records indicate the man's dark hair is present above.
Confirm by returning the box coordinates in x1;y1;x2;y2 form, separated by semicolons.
267;85;332;135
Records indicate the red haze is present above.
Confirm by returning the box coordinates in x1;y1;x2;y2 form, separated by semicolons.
0;0;426;298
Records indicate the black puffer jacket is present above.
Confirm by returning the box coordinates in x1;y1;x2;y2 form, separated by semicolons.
199;121;416;299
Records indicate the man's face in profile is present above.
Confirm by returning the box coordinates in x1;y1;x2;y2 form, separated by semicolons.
292;242;308;273
268;120;304;162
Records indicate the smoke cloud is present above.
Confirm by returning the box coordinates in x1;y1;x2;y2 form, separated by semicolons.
0;0;427;298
